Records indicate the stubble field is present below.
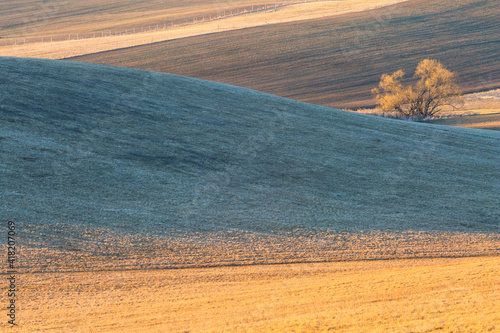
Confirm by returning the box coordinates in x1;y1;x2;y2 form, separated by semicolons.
7;256;499;332
1;0;499;330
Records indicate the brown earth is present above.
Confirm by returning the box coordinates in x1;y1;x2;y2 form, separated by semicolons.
0;0;272;37
70;0;500;109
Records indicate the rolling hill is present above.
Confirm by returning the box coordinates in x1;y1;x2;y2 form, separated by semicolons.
1;57;499;273
71;0;500;109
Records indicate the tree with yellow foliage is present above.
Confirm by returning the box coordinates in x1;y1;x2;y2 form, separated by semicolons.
372;59;462;119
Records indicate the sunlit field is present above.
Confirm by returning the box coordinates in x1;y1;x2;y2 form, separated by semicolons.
1;0;499;329
0;0;406;59
70;0;500;109
353;89;500;130
425;89;500;130
0;0;275;37
6;256;499;332
427;115;500;131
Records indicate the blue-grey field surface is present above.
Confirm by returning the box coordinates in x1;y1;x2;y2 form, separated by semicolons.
1;57;499;272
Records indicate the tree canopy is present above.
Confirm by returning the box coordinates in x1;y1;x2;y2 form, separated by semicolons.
372;59;462;119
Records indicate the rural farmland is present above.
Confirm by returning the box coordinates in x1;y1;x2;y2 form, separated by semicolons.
70;0;500;109
1;56;499;331
0;0;406;59
13;257;500;332
1;0;499;331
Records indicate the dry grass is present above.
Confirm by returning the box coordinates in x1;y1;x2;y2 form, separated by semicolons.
4;256;499;332
0;0;406;59
434;89;500;118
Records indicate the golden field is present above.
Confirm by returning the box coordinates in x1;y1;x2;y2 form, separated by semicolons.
0;0;274;37
4;256;499;332
0;0;406;59
1;0;499;329
424;89;500;130
70;0;500;109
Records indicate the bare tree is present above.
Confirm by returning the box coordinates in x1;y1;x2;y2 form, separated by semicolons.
372;59;463;119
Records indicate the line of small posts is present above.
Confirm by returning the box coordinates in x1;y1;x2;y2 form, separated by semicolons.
2;0;334;46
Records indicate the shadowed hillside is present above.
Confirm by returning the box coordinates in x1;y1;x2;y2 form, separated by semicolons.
71;0;500;109
1;57;499;272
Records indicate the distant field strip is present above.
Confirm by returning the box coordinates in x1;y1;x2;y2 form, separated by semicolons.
8;256;500;332
71;0;500;109
1;0;313;44
0;0;276;36
426;114;500;131
1;0;403;42
425;91;500;130
355;89;500;130
457;121;500;130
0;0;407;59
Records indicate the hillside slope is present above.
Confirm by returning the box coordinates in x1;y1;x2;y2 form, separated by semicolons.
71;0;500;108
1;57;499;272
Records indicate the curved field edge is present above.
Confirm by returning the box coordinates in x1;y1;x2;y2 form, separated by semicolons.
70;0;500;109
1;57;499;273
0;0;277;37
0;0;407;59
4;256;500;332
